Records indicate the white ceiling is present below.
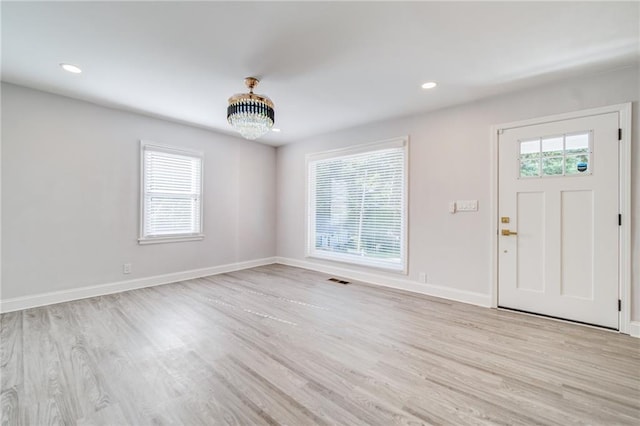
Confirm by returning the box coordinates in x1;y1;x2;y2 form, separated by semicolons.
2;2;638;145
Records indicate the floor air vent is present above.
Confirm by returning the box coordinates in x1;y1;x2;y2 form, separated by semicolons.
328;278;350;285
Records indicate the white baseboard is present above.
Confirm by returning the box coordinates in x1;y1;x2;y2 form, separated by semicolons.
5;255;631;337
0;257;277;313
274;256;492;308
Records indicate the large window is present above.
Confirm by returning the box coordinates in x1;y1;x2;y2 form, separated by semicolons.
139;141;203;244
307;138;407;271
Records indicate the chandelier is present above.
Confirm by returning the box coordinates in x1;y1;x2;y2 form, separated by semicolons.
227;77;275;140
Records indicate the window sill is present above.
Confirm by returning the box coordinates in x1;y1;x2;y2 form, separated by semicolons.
138;234;204;245
307;250;407;274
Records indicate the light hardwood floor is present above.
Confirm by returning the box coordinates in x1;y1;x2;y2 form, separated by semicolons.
1;264;639;425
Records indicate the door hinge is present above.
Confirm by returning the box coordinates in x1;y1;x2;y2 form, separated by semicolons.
618;299;622;312
618;128;622;141
619;214;622;226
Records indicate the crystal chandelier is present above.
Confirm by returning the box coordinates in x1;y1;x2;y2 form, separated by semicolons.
227;77;275;140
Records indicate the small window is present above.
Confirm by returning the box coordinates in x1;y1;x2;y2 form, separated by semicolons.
519;131;592;178
140;141;203;244
307;138;407;272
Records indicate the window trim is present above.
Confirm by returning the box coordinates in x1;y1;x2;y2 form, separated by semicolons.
305;137;409;273
139;140;204;245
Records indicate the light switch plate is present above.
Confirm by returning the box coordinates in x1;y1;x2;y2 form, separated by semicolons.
456;200;478;212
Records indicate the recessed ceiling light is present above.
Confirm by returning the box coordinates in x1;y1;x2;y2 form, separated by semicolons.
60;63;82;74
272;128;281;132
421;81;437;89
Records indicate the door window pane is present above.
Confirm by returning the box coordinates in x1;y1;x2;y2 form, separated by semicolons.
542;157;563;176
542;136;563;157
565;155;589;175
565;133;589;155
520;139;540;159
520;159;540;177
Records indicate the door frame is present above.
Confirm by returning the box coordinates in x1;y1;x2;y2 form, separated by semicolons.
489;103;632;334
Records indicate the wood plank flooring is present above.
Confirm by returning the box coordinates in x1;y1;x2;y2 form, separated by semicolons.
1;264;639;425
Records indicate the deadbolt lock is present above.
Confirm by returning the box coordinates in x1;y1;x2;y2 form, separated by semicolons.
501;217;510;223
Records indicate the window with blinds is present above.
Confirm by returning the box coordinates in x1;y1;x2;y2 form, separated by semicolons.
307;138;407;271
140;142;203;244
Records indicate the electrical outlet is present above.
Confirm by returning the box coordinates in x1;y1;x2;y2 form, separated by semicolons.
419;272;427;283
123;263;132;274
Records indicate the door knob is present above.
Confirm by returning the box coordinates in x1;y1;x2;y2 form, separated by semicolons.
501;229;518;236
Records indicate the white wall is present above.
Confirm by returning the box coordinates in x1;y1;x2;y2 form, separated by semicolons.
1;83;276;301
276;65;640;320
3;65;639;321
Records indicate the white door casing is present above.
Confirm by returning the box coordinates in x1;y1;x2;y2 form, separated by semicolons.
497;112;620;329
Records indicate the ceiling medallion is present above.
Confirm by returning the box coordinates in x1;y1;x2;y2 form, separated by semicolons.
227;77;275;140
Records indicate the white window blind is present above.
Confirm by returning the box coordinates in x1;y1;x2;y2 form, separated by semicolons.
307;138;407;271
140;142;203;243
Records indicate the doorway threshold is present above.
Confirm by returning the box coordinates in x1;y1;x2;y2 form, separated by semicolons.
497;306;619;332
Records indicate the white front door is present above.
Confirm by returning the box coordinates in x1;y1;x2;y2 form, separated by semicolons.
498;112;620;329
